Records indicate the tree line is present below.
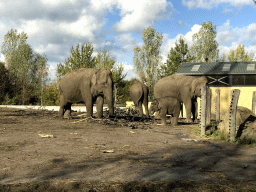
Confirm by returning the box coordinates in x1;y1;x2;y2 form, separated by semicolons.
0;21;255;105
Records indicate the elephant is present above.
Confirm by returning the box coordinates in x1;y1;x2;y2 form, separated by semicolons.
149;97;181;126
129;81;149;118
154;74;208;123
58;68;114;119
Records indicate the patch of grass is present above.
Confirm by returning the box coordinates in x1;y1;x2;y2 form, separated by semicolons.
193;121;229;142
235;137;256;146
195;121;256;146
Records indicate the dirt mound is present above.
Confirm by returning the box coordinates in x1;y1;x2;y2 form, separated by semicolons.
218;106;256;139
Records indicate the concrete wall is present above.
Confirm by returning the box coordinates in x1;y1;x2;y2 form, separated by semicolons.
0;105;109;112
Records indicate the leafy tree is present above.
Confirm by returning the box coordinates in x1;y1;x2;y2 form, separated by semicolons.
133;26;163;100
1;29;48;105
56;42;96;78
112;63;127;105
95;49;116;70
42;82;60;106
161;36;191;77
0;62;13;104
190;21;219;62
228;44;255;62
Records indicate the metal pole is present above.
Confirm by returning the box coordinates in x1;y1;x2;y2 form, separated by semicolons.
215;89;220;122
206;87;212;125
229;89;240;142
200;86;207;136
252;91;256;114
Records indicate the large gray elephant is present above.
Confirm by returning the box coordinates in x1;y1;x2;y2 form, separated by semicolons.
58;68;114;118
154;74;208;123
149;97;181;126
130;81;149;118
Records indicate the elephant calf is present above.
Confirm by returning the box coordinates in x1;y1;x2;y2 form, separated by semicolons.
150;97;181;126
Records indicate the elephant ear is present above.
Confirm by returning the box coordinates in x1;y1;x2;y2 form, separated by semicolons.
91;73;97;86
191;77;207;98
91;69;110;86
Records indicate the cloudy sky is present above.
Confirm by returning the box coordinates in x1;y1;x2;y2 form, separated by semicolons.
0;0;256;81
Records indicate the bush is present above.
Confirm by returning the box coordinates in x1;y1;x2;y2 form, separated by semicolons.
42;83;59;106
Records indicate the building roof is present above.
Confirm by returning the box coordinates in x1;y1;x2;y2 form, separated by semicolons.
176;62;256;75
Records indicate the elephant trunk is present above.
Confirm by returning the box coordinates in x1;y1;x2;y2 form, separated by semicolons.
104;86;114;116
149;105;154;115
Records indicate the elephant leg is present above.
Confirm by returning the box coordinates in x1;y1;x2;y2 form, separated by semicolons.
159;108;167;126
184;100;193;123
64;103;72;119
96;96;104;118
171;117;178;126
143;100;149;118
138;100;143;117
86;98;93;118
193;99;199;123
59;94;66;117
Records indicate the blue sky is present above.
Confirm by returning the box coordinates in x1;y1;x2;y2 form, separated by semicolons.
0;0;255;81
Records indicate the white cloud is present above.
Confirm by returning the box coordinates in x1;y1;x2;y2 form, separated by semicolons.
182;0;254;9
114;33;137;52
0;53;5;62
217;21;256;46
114;0;173;33
122;62;137;80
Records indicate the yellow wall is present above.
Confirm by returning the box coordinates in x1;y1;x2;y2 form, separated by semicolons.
209;87;256;115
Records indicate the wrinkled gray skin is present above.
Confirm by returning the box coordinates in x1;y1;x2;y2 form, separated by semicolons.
154;74;208;123
58;68;114;118
149;97;180;126
130;81;149;118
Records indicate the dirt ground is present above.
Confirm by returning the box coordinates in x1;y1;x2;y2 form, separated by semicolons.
1;107;256;191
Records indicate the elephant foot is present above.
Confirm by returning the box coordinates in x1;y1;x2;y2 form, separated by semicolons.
194;119;199;124
63;110;71;119
171;117;178;126
185;118;193;123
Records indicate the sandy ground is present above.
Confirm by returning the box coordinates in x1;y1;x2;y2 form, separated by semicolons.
0;107;256;190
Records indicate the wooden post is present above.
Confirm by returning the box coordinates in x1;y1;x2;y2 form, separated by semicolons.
200;86;207;135
206;87;212;125
215;89;220;122
252;91;256;114
229;89;240;142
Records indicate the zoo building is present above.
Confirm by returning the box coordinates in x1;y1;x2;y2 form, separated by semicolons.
176;61;256;117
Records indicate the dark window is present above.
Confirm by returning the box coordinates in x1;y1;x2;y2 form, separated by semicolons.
232;75;244;86
245;75;256;85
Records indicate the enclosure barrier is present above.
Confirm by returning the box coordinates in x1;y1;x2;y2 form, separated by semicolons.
200;86;207;135
206;87;212;125
229;89;240;142
252;91;256;114
215;89;220;122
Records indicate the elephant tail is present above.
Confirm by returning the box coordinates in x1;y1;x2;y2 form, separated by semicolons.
58;83;63;95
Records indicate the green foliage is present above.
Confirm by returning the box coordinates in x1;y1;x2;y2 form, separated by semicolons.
95;49;116;70
56;42;96;78
0;62;13;103
1;29;48;105
133;26;163;100
161;36;192;77
190;21;219;62
1;93;17;105
42;83;60;106
227;44;255;62
112;63;127;104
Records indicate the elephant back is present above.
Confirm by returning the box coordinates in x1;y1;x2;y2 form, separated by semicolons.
130;81;144;105
154;74;186;99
